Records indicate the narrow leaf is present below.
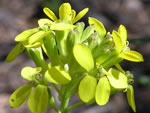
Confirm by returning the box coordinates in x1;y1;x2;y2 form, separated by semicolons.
59;3;72;21
15;28;38;42
120;50;144;62
43;8;58;21
73;44;94;72
88;17;106;39
127;85;136;112
48;66;71;85
9;83;32;108
118;24;127;43
95;76;110;105
79;75;97;103
28;85;49;113
6;43;25;63
21;67;42;81
73;8;89;24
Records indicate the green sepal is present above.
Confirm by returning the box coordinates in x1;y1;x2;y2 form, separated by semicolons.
105;68;128;89
80;25;94;43
28;31;50;44
21;67;42;81
43;34;60;66
59;3;72;21
48;66;71;85
79;75;97;103
28;85;49;113
127;85;136;112
75;22;85;42
88;17;106;39
47;87;57;109
43;8;58;21
73;8;89;24
50;23;76;31
15;28;38;42
95;76;110;105
120;50;144;62
9;83;32;108
73;44;94;72
6;43;25;63
26;48;48;74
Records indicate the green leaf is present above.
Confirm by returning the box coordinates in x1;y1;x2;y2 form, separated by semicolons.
44;70;58;84
112;30;124;52
15;28;38;42
106;68;128;89
48;66;71;85
28;85;49;113
80;25;94;43
59;3;72;21
43;8;58;21
95;76;110;105
118;24;127;43
9;83;32;108
21;67;42;81
73;44;94;72
28;31;49;44
6;43;25;63
88;17;106;39
43;34;60;66
73;8;89;24
127;85;136;112
79;75;97;103
50;23;76;31
38;18;53;28
120;50;144;62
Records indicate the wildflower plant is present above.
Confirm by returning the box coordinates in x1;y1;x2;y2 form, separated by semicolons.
6;3;144;113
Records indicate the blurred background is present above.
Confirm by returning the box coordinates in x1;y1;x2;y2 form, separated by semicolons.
0;0;150;113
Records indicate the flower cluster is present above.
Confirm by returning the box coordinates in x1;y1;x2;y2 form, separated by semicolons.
6;2;143;113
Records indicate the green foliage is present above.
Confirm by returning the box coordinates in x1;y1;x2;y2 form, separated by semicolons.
7;2;144;113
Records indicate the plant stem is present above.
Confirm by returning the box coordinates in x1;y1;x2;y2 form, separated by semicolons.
52;83;61;94
66;101;84;112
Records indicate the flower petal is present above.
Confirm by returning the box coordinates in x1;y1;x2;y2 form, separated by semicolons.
50;23;76;30
127;85;136;112
73;8;89;24
79;75;97;103
43;8;58;21
59;3;72;21
118;24;127;43
28;85;49;113
120;50;144;62
95;76;110;105
88;17;106;40
112;30;124;52
21;67;42;81
38;18;53;28
73;44;94;72
9;83;32;108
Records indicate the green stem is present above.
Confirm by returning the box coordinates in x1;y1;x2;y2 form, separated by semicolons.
52;84;61;95
66;101;84;112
